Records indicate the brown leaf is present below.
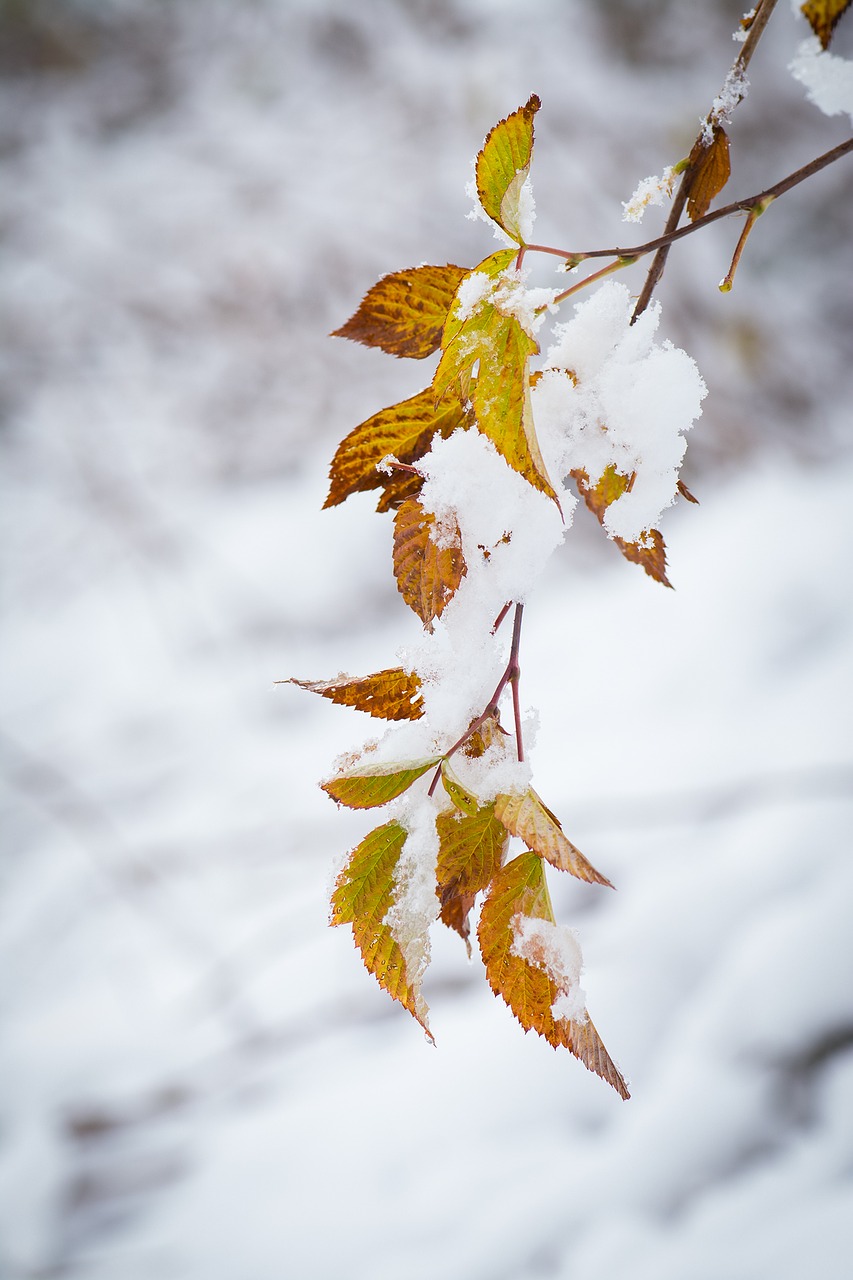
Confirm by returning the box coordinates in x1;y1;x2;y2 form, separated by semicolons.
435;801;509;951
324;388;466;510
686;126;731;222
677;479;699;505
331;820;432;1038
572;467;672;588
801;0;852;48
287;669;423;721
494;789;612;887
478;852;629;1097
332;264;469;359
393;497;467;629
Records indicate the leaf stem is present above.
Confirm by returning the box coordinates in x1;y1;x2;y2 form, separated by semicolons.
718;196;774;292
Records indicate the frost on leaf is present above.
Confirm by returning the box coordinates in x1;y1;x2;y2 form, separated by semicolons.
288;669;423;721
331;820;432;1038
332;264;468;359
435;802;509;948
393;497;467;629
494;789;612;886
572;466;672;588
801;0;852;49
324;387;466;510
686;126;731;222
435;251;559;503
322;758;439;809
475;95;540;243
478;852;629;1097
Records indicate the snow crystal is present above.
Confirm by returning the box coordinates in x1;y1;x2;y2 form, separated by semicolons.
453;264;559;338
789;37;853;125
702;65;749;142
384;796;441;1025
511;915;587;1023
533;282;706;542
622;166;678;223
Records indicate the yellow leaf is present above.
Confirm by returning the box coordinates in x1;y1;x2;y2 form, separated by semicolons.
572;466;672;588
436;802;509;950
476;95;540;243
686;126;731;222
322;758;439;809
801;0;852;49
331;821;432;1038
287;669;424;721
392;497;467;629
435;253;558;503
332;264;469;358
478;852;629;1097
494;789;612;886
440;761;479;815
324;387;466;510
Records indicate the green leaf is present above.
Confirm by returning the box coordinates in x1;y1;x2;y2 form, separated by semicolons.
322;758;439;809
440;761;479;815
475;95;540;243
332;264;469;358
331;820;432;1037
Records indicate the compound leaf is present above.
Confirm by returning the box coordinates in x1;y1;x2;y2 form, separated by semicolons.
686;126;731;222
476;95;540;243
572;466;672;588
801;0;852;48
288;669;424;721
494;789;612;887
322;757;439;809
332;264;469;358
478;852;629;1097
324;387;466;510
393;497;466;629
331;820;432;1037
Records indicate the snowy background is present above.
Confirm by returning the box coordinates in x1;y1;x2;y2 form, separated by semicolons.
1;1;852;1276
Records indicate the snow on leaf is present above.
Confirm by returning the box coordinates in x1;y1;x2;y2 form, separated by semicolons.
332;264;469;359
323;387;466;510
331;820;432;1038
494;789;612;887
287;669;424;721
435;802;509;948
475;95;540;243
478;852;629;1097
392;497;467;629
572;466;672;588
801;0;852;49
322;758;439;809
686;126;731;222
435;254;559;504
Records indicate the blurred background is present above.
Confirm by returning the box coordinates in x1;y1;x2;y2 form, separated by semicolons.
1;2;852;1276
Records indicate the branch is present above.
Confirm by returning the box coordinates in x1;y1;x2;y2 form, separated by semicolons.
526;137;853;273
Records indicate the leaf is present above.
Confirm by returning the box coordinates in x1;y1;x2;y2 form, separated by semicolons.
801;0;852;48
331;820;432;1037
686;126;731;222
322;758;439;809
435;802;509;948
324;387;466;510
375;469;425;513
572;466;672;588
287;669;423;721
393;497;467;629
677;478;699;505
332;264;469;359
476;95;540;243
435;251;559;503
440;760;479;815
494;789;612;887
478;852;629;1097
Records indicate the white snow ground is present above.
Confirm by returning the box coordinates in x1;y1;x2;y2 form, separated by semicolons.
1;2;852;1278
